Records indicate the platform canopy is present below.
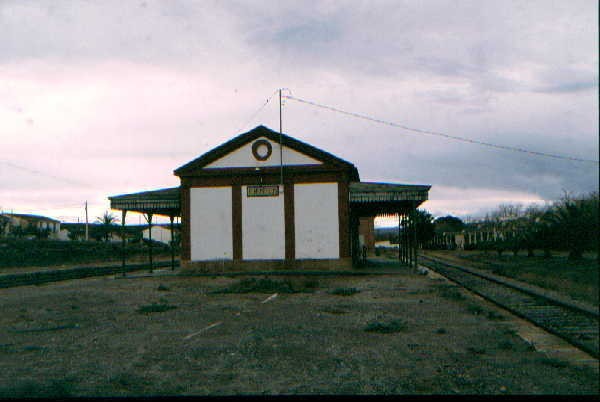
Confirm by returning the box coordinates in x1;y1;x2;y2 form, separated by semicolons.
109;182;430;218
349;182;431;217
109;187;180;217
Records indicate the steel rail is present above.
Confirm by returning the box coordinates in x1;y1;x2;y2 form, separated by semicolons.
419;255;599;359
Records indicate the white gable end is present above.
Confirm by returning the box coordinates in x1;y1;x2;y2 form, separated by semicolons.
205;137;322;168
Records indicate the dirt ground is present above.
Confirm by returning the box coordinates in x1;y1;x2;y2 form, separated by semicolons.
0;268;598;396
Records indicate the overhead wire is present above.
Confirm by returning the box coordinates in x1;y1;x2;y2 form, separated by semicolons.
0;160;88;186
282;94;599;165
235;90;279;134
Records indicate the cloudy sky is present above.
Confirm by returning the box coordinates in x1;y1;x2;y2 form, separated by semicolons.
1;0;598;225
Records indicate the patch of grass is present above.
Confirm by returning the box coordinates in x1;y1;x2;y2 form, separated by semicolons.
486;310;505;320
329;287;360;296
157;284;169;291
435;285;466;301
302;279;320;290
109;372;153;394
466;346;486;355
459;252;599;306
538;357;568;368
465;304;505;320
322;308;348;315
0;379;74;398
136;303;177;314
212;277;316;294
0;238;172;269
466;304;485;315
498;340;514;350
22;345;46;352
364;319;407;334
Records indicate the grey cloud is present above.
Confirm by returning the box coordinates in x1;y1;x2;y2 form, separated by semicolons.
535;80;598;94
0;0;244;64
1;0;598;218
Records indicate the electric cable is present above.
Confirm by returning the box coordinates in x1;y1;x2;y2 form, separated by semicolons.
282;94;599;165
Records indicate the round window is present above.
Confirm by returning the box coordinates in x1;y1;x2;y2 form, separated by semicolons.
251;139;272;161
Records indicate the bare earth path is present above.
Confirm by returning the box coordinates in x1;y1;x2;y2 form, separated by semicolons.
0;269;597;396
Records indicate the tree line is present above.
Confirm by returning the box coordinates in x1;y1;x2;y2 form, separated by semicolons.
376;192;598;260
427;192;599;260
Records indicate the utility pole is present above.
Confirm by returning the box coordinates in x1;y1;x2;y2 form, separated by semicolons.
279;88;283;185
85;201;89;241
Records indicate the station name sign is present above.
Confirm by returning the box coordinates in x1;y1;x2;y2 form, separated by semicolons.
247;185;280;197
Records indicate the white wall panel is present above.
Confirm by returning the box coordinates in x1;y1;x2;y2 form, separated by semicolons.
294;183;339;259
206;137;322;168
242;185;285;259
190;187;232;261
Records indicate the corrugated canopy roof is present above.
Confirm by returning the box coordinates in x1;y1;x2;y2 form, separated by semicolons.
109;187;180;216
349;182;431;217
350;182;430;203
108;181;431;217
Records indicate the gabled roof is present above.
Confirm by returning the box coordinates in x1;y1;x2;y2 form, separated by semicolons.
2;213;60;223
174;125;358;178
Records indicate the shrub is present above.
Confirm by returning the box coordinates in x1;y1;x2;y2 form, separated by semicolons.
538;357;568;368
498;340;514;350
302;279;320;290
364;319;407;334
213;278;298;294
136;303;177;314
435;285;465;301
486;310;505;320
467;305;485;315
466;346;486;355
0;239;171;268
329;287;360;296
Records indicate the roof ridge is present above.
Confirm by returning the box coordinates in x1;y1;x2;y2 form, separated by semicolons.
173;125;358;176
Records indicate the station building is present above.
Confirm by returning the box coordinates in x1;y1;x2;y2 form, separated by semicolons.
109;125;430;271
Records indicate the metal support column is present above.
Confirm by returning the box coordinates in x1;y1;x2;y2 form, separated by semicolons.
403;214;408;265
411;204;418;269
405;213;411;266
121;209;127;275
145;213;154;273
169;215;175;271
404;213;409;266
397;212;401;263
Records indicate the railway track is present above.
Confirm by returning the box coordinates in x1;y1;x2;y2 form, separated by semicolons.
0;261;179;289
419;254;599;359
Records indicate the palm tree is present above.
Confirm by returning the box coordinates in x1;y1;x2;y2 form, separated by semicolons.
96;211;119;242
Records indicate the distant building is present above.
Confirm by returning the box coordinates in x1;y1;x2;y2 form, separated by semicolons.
142;225;174;245
375;240;399;249
0;213;61;239
60;222;131;242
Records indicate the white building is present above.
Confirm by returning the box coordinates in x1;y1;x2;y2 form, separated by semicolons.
110;126;431;271
1;213;61;239
142;226;173;245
